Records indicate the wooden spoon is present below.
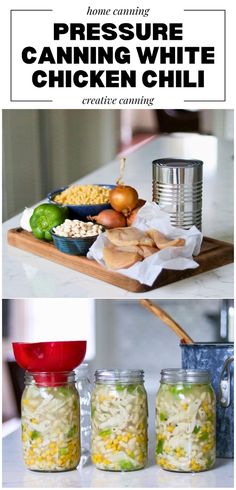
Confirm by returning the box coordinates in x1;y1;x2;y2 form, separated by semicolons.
139;299;194;345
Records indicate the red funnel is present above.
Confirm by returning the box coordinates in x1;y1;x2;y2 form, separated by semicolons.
12;341;87;385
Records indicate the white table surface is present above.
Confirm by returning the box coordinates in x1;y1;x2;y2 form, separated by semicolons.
3;133;234;299
2;429;234;488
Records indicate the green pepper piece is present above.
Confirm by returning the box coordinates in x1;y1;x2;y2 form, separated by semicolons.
193;426;201;434
137;385;144;395
199;431;209;441
57;386;69;396
206;457;214;468
91;404;96;417
67;425;77;438
169;384;193;398
30;203;68;241
127;385;136;394
156;438;164;454
57;386;74;396
160;412;168;421
115;384;126;392
119;460;136;471
31;430;40;440
59;447;69;456
99;428;112;437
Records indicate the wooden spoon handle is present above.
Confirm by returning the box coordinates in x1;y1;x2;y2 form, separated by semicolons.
139;299;194;345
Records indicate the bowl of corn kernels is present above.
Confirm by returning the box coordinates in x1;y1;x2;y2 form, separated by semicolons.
48;184;115;219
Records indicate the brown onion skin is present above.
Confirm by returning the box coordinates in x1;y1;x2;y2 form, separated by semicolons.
87;209;126;229
127;200;146;226
110;185;139;216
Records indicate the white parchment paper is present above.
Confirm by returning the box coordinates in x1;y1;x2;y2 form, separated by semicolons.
87;202;203;286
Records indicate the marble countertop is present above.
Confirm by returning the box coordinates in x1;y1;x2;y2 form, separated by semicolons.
2;429;234;488
3;133;234;299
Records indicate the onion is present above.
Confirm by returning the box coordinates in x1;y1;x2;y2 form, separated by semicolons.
127;200;146;226
87;209;126;229
110;185;139;217
20;207;34;232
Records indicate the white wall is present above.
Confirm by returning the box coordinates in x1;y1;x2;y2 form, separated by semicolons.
3;110;120;220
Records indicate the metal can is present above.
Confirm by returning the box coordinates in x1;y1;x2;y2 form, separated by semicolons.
152;158;203;230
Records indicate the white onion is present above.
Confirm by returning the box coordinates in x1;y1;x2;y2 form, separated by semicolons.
20;207;34;232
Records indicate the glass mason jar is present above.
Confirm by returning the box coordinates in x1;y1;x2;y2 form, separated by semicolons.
75;363;91;458
156;369;216;473
21;371;80;472
91;369;148;471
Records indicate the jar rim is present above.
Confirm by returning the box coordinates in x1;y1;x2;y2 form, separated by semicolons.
24;370;76;386
161;368;211;384
95;369;144;384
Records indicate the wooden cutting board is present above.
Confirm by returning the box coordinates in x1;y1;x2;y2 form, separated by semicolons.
7;228;234;293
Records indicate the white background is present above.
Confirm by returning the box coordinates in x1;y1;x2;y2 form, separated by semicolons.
1;0;235;109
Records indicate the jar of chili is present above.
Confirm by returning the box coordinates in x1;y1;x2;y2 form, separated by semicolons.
91;369;148;471
156;369;216;472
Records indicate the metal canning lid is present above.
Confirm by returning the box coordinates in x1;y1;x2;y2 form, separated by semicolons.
160;368;211;384
95;369;144;384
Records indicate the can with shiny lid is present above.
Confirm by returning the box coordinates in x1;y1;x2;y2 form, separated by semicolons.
152;158;203;230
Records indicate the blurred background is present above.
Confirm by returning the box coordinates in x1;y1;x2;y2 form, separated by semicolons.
2;298;234;437
2;109;233;221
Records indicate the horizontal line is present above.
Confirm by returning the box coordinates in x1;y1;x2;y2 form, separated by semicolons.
184;9;225;12
11;9;53;12
11;99;53;102
184;99;225;102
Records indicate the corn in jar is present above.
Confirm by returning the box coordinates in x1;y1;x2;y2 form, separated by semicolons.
91;369;148;471
156;369;216;472
21;371;80;472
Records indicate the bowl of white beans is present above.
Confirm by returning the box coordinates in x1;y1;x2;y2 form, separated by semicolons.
50;219;104;255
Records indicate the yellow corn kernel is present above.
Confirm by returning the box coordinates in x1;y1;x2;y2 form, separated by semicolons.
126;449;133;457
167;425;175;433
103;459;111;465
158;457;167;466
165;462;177;470
137;454;144;463
202;443;211;453
190;458;202;471
175;447;185;457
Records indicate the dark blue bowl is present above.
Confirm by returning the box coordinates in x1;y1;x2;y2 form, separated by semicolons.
48;184;115;219
50;229;99;256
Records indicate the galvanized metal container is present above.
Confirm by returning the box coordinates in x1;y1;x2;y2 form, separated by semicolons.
152;158;203;230
181;343;234;458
